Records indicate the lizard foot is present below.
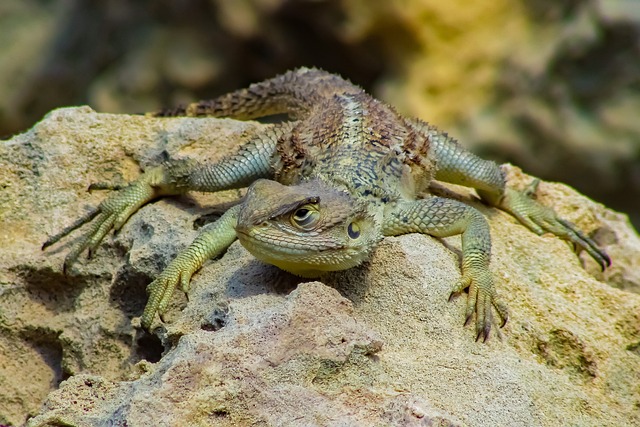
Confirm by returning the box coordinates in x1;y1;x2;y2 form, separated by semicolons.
42;167;166;273
141;249;203;330
500;187;611;271
449;266;509;342
139;205;241;330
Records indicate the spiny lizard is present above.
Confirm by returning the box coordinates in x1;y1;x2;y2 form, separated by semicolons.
42;68;610;341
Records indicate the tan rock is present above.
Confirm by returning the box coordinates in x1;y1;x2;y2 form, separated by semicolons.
1;108;638;426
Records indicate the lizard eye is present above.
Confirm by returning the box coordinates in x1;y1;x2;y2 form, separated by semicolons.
291;206;320;230
347;222;360;239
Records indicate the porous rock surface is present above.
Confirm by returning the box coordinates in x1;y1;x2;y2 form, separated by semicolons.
1;107;639;426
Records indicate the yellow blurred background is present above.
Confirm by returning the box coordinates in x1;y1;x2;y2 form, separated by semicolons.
1;0;638;226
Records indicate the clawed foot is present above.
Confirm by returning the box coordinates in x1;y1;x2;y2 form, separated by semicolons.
141;251;201;330
449;267;509;342
500;186;611;271
42;166;168;273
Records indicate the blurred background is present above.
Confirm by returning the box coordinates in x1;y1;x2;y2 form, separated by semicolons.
1;0;638;227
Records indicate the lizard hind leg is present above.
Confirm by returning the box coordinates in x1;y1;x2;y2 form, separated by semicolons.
488;187;611;271
382;197;509;341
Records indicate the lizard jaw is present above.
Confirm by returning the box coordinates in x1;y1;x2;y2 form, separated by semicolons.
236;227;373;277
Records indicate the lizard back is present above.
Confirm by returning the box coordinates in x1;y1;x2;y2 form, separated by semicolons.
273;79;436;205
155;67;436;204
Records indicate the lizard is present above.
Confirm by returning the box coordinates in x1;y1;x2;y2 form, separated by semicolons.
42;68;610;341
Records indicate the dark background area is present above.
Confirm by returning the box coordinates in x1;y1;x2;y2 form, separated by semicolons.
1;0;638;227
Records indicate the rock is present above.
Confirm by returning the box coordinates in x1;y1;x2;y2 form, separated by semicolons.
1;108;639;426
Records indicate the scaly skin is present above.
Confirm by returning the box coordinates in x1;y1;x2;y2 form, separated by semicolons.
43;68;610;339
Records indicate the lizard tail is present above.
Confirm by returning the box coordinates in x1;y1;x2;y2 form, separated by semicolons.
151;68;362;121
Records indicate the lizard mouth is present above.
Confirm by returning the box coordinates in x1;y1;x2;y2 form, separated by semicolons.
234;227;365;277
235;228;346;255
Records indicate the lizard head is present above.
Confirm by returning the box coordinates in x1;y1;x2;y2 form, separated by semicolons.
235;179;381;277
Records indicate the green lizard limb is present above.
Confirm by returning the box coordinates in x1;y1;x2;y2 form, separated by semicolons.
43;131;280;326
486;187;610;270
142;204;241;329
43;166;169;273
382;197;509;342
413;118;610;270
43;126;283;272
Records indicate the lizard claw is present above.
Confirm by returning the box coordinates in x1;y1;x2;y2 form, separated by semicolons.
42;169;164;272
556;218;611;270
450;268;508;342
522;178;540;198
141;251;200;330
140;205;240;330
501;187;610;271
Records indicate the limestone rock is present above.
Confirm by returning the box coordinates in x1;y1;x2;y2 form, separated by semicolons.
1;108;639;426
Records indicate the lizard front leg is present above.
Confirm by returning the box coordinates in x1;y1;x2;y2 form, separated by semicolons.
142;204;240;329
43;124;289;328
382;197;509;341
